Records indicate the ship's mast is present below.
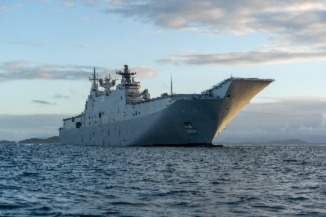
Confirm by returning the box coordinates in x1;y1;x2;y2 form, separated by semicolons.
170;76;173;95
89;68;99;93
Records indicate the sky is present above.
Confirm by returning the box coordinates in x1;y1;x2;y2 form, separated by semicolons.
0;0;326;142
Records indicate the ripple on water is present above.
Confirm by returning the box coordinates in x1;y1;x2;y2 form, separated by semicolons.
1;143;326;216
0;203;22;210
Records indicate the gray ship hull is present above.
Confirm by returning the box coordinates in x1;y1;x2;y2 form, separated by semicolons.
60;99;219;146
60;78;273;146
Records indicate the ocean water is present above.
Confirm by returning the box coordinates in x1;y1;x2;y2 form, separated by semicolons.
1;144;326;216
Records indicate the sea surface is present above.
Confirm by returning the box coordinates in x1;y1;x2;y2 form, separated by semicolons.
1;143;326;216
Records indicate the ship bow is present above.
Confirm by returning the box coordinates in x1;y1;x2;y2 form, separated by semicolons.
213;78;274;139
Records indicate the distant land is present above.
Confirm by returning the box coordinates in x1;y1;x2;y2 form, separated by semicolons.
0;140;16;144
265;139;307;144
224;139;308;145
0;136;60;144
19;136;60;144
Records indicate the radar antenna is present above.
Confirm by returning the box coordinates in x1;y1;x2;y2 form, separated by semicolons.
116;65;136;84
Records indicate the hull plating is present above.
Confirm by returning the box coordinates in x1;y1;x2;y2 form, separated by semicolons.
60;99;221;146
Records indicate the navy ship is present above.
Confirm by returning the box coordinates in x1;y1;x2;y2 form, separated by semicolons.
59;65;273;146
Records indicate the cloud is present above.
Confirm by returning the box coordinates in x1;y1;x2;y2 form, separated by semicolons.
107;1;325;44
0;61;94;81
63;0;75;7
0;6;10;13
158;50;326;65
73;43;92;48
81;16;91;21
12;41;45;47
106;0;326;65
130;66;157;78
32;100;56;105
40;0;108;7
102;0;122;3
53;94;70;99
216;97;326;143
0;60;157;81
322;113;326;128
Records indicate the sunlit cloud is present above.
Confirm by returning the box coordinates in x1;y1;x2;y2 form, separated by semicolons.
0;60;157;81
0;61;93;81
106;0;326;65
158;50;326;65
107;0;326;44
130;66;157;78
